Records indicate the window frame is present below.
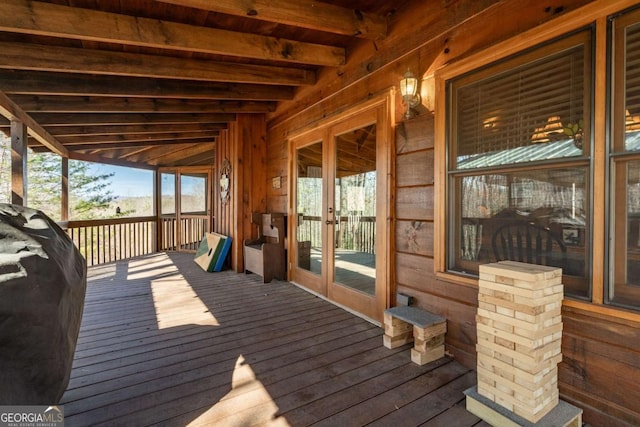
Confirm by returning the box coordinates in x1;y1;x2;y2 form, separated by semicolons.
608;7;640;309
434;0;640;321
445;30;594;300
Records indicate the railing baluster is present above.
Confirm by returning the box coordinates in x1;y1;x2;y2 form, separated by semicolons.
59;216;157;266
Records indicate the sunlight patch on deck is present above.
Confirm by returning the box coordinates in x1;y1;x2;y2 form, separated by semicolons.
150;273;218;329
86;263;117;281
126;254;177;279
188;355;288;427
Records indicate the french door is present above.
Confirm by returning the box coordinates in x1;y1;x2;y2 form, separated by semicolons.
290;98;391;322
159;166;213;252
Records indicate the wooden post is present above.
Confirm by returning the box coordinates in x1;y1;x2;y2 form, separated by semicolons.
10;120;27;206
230;114;267;273
154;168;161;252
61;156;69;220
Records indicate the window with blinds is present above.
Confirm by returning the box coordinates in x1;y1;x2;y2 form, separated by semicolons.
624;21;640;147
452;34;590;170
611;8;640;309
446;31;592;300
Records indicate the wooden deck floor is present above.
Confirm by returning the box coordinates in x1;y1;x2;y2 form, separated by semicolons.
61;252;487;427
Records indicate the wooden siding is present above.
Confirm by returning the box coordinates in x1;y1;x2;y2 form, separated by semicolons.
215;114;268;273
61;253;486;426
393;111;640;426
265;1;640;425
394;114;478;367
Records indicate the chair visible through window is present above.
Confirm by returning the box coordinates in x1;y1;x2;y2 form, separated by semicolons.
492;222;567;271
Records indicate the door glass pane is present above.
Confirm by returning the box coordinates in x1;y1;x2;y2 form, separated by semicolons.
161;172;176;215
333;124;376;295
180;172;208;251
296;142;323;275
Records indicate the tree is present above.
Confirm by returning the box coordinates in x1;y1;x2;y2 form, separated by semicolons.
27;151;62;220
0;134;115;220
68;160;115;219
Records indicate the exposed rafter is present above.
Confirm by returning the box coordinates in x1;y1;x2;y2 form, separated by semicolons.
42;123;227;137
68;150;158;170
53;132;218;146
30;137;218;152
29;113;236;126
0;42;316;86
149;142;216;166
0;71;294;101
0;0;394;166
0;91;68;156
0;0;345;66
10;95;276;114
153;0;387;39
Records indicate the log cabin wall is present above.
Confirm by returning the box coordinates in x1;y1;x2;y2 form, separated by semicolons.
215;114;267;273
214;129;231;239
266;0;640;425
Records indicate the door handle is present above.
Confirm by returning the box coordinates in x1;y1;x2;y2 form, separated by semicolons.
325;220;332;225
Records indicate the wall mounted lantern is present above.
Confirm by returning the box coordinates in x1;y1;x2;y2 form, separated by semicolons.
400;69;421;120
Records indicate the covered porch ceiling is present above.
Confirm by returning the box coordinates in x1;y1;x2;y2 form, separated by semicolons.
0;0;405;168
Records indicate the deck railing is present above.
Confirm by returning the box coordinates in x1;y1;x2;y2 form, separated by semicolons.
297;215;376;254
60;214;373;267
159;216;208;252
60;216;157;267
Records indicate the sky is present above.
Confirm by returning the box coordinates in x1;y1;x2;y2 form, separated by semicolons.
88;163;154;198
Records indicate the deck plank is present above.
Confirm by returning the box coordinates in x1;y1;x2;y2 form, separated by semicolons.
419;398;483;426
61;252;478;427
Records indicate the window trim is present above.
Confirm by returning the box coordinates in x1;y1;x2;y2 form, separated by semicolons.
447;31;593;300
607;7;640;309
434;0;640;320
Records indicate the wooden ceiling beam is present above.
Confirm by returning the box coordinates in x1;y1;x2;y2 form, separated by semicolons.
0;41;316;86
173;150;216;167
31;137;217;152
0;91;68;156
112;146;158;160
0;71;294;101
150;142;216;166
68;150;157;170
121;141;215;165
153;0;387;40
0;0;344;67
120;144;191;163
30;113;236;126
10;95;275;114
41;123;227;137
52;132;218;146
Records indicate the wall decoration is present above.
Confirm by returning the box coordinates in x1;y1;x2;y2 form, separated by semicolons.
220;158;231;205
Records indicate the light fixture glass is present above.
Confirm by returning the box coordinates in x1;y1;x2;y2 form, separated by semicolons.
626;109;640;131
400;69;421;119
531;115;564;143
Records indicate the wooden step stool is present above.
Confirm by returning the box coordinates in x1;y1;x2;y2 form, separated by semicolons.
383;306;447;365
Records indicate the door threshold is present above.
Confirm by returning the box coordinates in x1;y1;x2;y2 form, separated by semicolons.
290;281;381;327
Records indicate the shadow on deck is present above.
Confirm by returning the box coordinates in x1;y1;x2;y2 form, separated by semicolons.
61;252;485;426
